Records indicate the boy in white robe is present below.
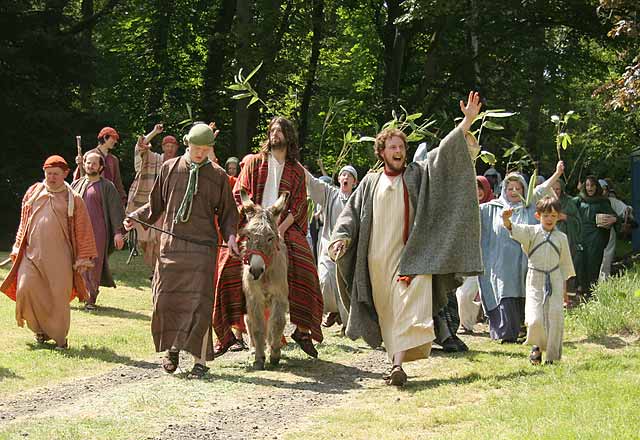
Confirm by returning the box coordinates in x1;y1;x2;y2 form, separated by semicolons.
502;196;575;364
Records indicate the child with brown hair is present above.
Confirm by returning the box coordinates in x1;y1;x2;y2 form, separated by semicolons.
502;196;575;364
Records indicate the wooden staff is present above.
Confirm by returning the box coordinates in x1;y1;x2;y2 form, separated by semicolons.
76;135;82;157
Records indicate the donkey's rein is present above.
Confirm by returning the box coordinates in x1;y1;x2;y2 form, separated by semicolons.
125;216;229;248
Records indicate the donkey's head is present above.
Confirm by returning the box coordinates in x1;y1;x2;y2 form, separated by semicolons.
240;189;288;281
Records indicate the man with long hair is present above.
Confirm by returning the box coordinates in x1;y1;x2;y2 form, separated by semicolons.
214;117;324;358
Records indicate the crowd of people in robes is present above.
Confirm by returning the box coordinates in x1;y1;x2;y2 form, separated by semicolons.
1;90;636;384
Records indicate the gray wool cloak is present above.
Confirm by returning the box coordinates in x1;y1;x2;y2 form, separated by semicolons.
71;176;125;288
330;126;483;348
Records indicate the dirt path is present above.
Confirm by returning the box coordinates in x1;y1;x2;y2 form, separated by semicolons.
154;349;389;440
0;345;390;439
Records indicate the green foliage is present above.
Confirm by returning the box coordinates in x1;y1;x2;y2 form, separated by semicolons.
567;264;640;338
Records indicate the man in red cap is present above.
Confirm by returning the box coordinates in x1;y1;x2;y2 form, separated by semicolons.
74;126;127;205
1;155;97;349
126;123;180;269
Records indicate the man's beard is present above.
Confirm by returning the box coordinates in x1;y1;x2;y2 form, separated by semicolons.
383;157;405;173
87;171;99;177
270;139;286;152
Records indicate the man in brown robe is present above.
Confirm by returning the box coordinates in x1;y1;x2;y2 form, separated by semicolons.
1;155;97;349
74;126;127;205
72;152;126;310
125;123;239;378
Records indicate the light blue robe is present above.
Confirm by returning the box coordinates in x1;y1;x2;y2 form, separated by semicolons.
479;174;552;313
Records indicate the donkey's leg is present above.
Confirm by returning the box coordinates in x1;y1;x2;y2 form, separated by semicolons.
268;294;288;366
246;290;266;370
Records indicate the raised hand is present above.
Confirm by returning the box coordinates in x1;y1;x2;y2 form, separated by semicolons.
136;135;151;151
154;123;164;133
460;91;482;132
556;160;565;176
209;122;221;143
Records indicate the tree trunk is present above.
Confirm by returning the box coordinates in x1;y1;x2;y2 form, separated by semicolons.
380;0;406;115
524;27;547;161
298;0;324;153
233;0;252;157
146;0;172;127
202;0;237;122
79;0;95;110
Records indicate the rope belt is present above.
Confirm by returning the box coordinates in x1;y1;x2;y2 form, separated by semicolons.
527;230;561;303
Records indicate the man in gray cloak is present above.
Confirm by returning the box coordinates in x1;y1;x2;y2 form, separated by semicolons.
329;92;483;386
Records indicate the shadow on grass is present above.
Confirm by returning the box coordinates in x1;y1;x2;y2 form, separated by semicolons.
27;343;157;369
0;367;23;381
574;335;638;349
403;368;544;393
431;347;523;360
200;357;380;395
70;305;151;322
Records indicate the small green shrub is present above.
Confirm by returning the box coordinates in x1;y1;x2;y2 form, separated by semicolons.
567;264;640;338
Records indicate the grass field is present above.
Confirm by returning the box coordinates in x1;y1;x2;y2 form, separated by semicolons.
1;250;639;440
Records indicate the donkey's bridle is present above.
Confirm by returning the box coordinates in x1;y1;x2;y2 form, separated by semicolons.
242;241;281;270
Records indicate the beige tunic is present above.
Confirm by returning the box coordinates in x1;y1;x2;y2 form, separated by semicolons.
511;224;575;361
16;190;74;346
368;174;434;362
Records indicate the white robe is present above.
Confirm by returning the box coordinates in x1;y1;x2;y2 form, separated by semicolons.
599;196;631;280
456;276;480;331
510;224;575;361
368;174;434;362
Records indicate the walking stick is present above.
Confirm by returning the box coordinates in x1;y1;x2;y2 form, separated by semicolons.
125;216;228;248
76;135;82;158
126;228;139;265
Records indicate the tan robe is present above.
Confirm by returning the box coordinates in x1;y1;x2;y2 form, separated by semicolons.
17;191;75;345
511;224;575;361
368;174;434;362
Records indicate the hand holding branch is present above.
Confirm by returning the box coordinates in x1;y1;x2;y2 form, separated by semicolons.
501;208;513;231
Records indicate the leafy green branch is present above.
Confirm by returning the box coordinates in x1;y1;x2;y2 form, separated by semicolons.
227;61;273;114
551;110;579;162
464;109;517;166
318;97;349;160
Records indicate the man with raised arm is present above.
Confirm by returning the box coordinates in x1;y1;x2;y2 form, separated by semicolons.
329;92;484;386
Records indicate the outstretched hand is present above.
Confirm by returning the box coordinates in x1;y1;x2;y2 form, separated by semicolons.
460;91;482;132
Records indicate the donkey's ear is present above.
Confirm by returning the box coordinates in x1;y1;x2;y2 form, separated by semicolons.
240;189;256;215
270;191;289;218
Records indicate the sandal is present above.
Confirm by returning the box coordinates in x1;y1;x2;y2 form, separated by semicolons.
35;333;49;344
187;363;210;379
54;340;69;351
162;351;179;373
84;303;97;311
229;338;248;352
385;365;407;387
529;346;542;365
291;329;318;358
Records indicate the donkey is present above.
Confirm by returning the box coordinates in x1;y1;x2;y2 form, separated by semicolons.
239;190;289;370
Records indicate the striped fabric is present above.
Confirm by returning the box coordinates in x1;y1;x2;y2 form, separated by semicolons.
213;153;323;351
126;148;163;214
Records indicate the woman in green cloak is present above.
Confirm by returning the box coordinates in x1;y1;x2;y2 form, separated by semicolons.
573;176;619;295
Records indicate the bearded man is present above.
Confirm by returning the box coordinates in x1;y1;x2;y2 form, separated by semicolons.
214;117;324;358
72;152;126;310
1;156;97;349
125;123;239;379
329;92;483;386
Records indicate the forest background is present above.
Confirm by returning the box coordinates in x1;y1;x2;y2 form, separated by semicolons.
0;0;638;247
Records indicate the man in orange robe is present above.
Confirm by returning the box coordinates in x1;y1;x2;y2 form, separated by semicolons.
1;155;97;349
